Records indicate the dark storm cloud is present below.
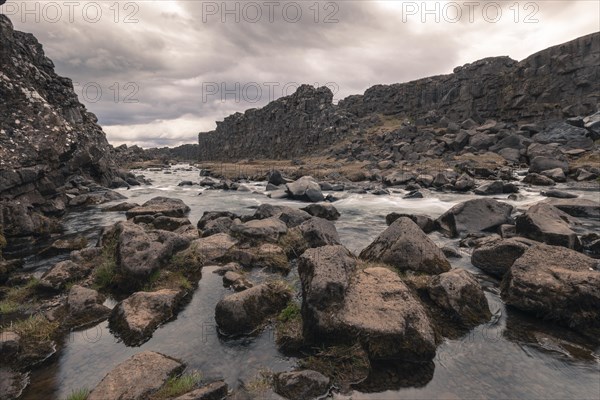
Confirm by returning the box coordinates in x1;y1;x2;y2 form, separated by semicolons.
2;0;598;147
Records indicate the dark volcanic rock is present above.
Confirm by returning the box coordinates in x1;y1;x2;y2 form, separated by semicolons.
274;370;330;400
301;203;340;220
436;198;514;238
126;197;191;219
385;213;435;233
515;203;581;250
471;237;535;278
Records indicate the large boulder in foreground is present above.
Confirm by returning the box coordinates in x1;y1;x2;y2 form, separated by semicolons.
215;282;291;335
274;370;330;400
436;198;513;238
88;351;185;400
336;267;436;362
428;269;491;327
109;289;184;346
501;244;600;333
286;176;325;202
126;197;190;219
515;203;581;250
471;237;535;278
360;217;450;274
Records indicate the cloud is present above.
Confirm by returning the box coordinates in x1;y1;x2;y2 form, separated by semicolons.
2;0;598;148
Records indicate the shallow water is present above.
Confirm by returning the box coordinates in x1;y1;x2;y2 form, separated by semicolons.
20;165;600;400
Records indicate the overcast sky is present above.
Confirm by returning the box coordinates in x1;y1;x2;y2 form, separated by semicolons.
2;1;598;148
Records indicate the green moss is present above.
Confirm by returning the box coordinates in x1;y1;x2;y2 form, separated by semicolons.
62;388;89;400
0;300;19;314
276;301;304;353
278;301;300;323
92;234;118;290
169;247;205;272
143;270;193;292
152;371;202;400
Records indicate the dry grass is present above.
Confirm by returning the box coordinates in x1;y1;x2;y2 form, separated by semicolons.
152;371;202;400
2;314;59;343
244;368;273;398
300;343;370;387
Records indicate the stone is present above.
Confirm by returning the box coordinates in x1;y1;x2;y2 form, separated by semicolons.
515;203;581;250
545;198;600;219
268;170;287;186
231;217;288;242
109;289;184;346
223;271;253;292
528;156;568;174
540;168;566;182
522;173;555;186
441;246;462;258
126;197;191;219
67;285;110;326
253;204;312;228
428;269;491;326
474;181;504;195
173;381;229;400
152;216;192;231
385;213;435;234
541;190;578;199
404;190;424;199
38;237;88;256
274;370;330;400
286;176;325;202
0;332;20;358
360;217;450;274
436;198;514;238
453;174;476;191
501;244;600;333
88;351;185;400
0;369;28;400
533;122;593;148
215;282;291;335
39;260;90;291
182;233;238;267
301;203;340;221
297;217;341;248
102;202;140;212
471;237;534;278
200;216;234;237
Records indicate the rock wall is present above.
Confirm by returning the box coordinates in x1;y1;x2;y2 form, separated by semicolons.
198;32;599;161
0;15;121;236
198;85;357;160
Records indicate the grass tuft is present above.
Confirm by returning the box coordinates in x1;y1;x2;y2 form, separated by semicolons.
152;371;202;400
0;300;20;314
278;301;300;323
244;368;273;398
93;234;118;290
5;278;40;303
3;314;59;342
62;388;89;400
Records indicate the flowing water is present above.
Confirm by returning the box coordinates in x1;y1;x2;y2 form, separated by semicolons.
19;165;600;400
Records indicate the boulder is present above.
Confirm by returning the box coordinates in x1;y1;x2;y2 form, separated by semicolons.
515;203;581;250
268;170;287;186
522;173;555;186
126;197;190;219
102;202;140;212
474;181;504;195
436;198;513;238
360;217;450;274
88;351;185;400
274;370;330;400
385;213;435;233
545;198;600;219
297;217;341;248
200;216;234;237
471;237;534;278
286;176;325;202
109;289;184;346
501;244;600;333
541;190;578;199
67;285;111;326
533;122;593;149
528;156;568;174
540;168;566;182
39;260;90;291
182;234;238;267
215;282;291;335
223;271;253;292
428;269;490;323
0;332;20;358
337;268;436;361
231;217;288;242
253;204;311;228
173;381;228;400
152;216;192;231
38;237;87;257
453;174;476;191
301;203;340;221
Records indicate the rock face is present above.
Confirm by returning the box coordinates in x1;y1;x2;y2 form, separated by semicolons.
0;15;122;236
274;370;330;400
198;85;356;160
428;269;491;326
501;244;600;333
215;282;291;335
88;351;185;400
360;217;450;274
109;289;184;346
436;198;514;238
515;203;581;250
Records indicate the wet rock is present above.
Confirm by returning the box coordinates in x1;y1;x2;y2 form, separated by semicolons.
173;381;229;400
528;156;568;174
215;282;291;335
541;190;578;199
178;181;195;187
403;190;424;199
126;197;191;219
181;233;238;267
337;267;436;362
436;198;514;238
268;170;287;186
515;203;581;250
286;176;325;202
453;174;476;191
223;271;253;292
200;216;234;237
416;174;434;187
545;198;600;219
152;216;192;231
231;217;288;242
253;204;312;228
360;217;450;274
471;237;535;278
576;169;598;181
441;246;462;258
428;269;491;326
522;173;555;186
88;351;185;400
197;211;239;230
102;202;140;212
385;213;435;233
301;203;340;221
109;289;184;346
299;245;356;339
474;181;504;195
0;332;20;358
69;190;127;207
67;285;110;326
39;260;90;291
540;168;566;182
213;262;242;275
38;237;88;257
274;370;330;400
297;217;341;248
501;244;600;334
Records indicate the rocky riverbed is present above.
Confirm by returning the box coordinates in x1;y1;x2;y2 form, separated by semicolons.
1;165;598;400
